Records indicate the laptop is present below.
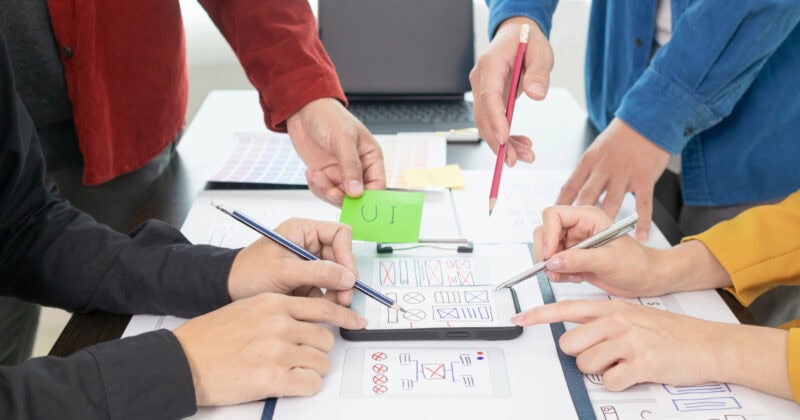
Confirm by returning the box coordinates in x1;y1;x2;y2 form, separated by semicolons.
318;0;476;135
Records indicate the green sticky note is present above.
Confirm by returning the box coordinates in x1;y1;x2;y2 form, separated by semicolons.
339;190;424;243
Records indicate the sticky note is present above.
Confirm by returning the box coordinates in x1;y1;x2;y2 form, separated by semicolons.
339;190;424;243
402;164;465;189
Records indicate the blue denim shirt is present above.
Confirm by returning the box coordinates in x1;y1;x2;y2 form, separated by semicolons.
487;0;800;206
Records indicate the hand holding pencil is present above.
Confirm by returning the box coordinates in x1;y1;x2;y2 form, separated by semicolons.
468;19;554;211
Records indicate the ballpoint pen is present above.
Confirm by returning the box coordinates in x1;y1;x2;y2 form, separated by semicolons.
494;213;639;290
489;23;529;216
210;199;406;312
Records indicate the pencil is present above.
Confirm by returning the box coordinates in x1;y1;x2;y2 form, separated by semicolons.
210;199;406;313
489;24;530;216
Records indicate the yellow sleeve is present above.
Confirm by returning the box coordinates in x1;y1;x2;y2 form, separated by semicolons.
789;329;800;403
682;190;800;306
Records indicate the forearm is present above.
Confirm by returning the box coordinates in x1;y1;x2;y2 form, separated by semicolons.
656;240;732;292
716;324;792;401
0;330;197;419
198;0;345;131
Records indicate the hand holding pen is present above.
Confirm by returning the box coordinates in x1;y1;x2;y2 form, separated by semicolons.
213;200;406;312
496;211;639;290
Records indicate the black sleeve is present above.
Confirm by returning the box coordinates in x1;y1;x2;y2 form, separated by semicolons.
0;330;198;419
0;25;231;419
0;29;235;318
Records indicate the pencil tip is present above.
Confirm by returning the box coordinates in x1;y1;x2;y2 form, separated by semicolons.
488;209;493;216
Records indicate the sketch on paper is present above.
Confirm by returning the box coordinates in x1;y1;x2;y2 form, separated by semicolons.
374;257;487;287
343;348;509;397
377;287;499;329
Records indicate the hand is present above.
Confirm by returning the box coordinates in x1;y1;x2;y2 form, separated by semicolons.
287;97;386;206
556;118;670;240
511;300;792;399
469;17;552;166
534;205;732;297
174;293;368;406
228;218;359;306
534;205;669;297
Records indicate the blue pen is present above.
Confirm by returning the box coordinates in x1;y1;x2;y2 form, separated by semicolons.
211;199;406;312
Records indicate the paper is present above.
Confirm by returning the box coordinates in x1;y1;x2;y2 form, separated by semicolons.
209;132;446;189
402;164;465;189
272;243;576;420
339;190;424;243
356;253;506;329
340;347;510;397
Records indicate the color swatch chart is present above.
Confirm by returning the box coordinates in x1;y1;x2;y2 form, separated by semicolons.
209;132;446;188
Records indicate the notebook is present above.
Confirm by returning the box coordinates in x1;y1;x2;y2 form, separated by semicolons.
318;0;476;135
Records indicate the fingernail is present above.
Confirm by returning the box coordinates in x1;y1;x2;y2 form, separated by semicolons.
340;272;356;289
510;314;525;325
542;244;549;259
546;256;563;271
636;229;649;242
346;180;363;197
545;270;556;282
495;131;506;145
357;316;368;328
566;274;582;283
528;82;546;97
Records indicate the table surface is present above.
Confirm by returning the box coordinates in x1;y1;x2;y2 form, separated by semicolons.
49;88;756;358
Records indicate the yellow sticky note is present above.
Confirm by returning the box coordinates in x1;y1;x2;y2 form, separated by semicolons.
402;164;465;189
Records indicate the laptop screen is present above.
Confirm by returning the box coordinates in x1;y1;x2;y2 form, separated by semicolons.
318;0;474;101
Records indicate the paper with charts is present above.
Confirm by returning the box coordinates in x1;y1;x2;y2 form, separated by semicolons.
366;255;501;329
209;132;446;189
340;347;510;398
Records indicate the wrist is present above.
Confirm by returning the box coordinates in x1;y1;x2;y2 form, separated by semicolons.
657;240;731;293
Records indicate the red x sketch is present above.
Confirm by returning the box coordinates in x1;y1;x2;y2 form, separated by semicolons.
371;352;387;361
422;363;446;380
373;385;388;394
372;364;389;374
373;374;388;385
380;262;395;286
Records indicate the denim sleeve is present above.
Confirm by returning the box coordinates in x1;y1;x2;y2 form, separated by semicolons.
616;0;800;154
486;0;559;39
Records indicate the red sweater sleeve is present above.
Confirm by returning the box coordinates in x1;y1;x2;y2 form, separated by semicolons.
198;0;347;132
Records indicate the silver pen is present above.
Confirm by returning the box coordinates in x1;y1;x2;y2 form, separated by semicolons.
494;213;639;291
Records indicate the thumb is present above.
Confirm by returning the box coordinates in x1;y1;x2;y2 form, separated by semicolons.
277;259;357;293
334;134;365;198
522;26;553;101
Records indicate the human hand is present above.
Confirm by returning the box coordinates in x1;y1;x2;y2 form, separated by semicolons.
469;17;552;166
556;118;670;241
511;300;791;399
287;97;385;206
534;205;670;297
174;293;368;406
228;218;359;306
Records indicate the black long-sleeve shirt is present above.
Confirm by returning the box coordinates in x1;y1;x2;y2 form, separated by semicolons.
0;27;237;419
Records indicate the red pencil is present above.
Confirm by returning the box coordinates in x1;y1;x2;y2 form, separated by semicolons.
489;24;530;216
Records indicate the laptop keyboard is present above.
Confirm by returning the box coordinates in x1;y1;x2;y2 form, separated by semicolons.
347;102;474;124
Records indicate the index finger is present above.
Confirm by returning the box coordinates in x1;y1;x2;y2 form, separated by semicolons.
287;297;368;330
539;206;610;260
473;56;514;150
357;131;387;191
511;300;620;326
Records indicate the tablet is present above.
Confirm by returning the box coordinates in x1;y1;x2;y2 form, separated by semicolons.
341;254;523;341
